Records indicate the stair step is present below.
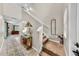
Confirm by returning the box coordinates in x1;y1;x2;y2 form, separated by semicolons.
42;40;65;56
39;51;50;56
42;47;59;56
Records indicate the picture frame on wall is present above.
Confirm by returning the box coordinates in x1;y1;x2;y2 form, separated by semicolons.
51;19;56;35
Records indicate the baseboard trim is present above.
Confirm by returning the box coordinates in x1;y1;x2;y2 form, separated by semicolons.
0;37;4;52
32;47;38;52
49;39;60;43
32;47;40;56
64;46;68;56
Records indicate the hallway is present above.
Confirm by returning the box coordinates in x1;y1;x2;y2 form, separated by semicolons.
0;3;78;56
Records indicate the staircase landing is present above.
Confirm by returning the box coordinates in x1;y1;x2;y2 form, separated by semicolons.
40;40;65;56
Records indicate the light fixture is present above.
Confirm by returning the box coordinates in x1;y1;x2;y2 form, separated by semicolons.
26;7;32;11
26;8;30;11
23;4;33;11
29;7;32;11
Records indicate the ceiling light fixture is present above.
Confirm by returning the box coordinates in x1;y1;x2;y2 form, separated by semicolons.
23;4;32;11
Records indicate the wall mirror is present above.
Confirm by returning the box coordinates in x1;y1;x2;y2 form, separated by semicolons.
51;19;56;35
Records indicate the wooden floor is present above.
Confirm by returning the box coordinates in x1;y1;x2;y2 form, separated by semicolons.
40;40;65;56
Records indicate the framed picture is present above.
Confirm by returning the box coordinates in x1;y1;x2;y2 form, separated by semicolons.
51;19;56;35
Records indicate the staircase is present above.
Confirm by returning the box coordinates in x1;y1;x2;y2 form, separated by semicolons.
39;40;65;56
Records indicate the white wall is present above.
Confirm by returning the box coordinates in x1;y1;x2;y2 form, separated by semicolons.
0;4;2;13
0;4;3;33
0;15;5;50
30;4;65;37
0;4;4;48
68;3;77;56
37;26;43;52
77;4;79;44
64;3;77;56
48;15;64;38
64;7;69;56
43;25;49;37
3;4;22;20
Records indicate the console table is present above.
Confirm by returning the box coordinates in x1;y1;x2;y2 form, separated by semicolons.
21;34;32;50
